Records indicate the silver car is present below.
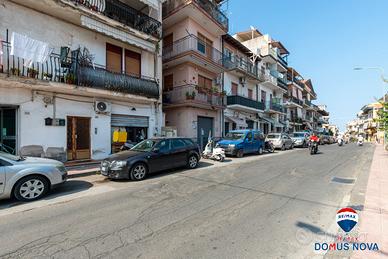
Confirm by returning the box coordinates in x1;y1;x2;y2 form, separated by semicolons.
290;132;310;148
266;133;294;150
0;152;67;201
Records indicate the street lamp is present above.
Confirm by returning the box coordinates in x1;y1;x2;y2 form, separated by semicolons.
353;67;387;144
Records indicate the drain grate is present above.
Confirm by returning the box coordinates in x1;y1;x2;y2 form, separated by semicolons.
331;177;356;184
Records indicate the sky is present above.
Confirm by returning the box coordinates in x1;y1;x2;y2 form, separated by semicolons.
225;0;388;131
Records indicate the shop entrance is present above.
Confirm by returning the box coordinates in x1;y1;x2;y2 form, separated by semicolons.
67;116;91;161
0;107;17;154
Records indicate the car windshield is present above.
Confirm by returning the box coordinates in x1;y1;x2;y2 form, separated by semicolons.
130;140;158;152
0;151;23;161
224;132;246;140
291;133;305;138
267;134;280;139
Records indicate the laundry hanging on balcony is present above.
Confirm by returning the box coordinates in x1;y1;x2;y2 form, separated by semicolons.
10;32;52;67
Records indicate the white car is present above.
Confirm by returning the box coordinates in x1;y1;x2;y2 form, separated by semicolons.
0;152;67;201
266;133;294;150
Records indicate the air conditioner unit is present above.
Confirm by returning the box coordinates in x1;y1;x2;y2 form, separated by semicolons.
239;77;246;85
95;101;111;113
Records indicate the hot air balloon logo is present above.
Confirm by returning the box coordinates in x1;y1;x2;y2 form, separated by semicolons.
336;207;358;233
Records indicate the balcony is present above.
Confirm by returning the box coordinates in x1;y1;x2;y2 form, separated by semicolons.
163;35;225;73
277;54;288;67
304;99;312;107
285;97;304;107
289;116;304;124
260;46;277;61
277;77;288;90
1;42;159;99
223;58;258;80
163;84;224;109
163;0;228;33
265;100;284;113
227;95;265;112
70;0;162;38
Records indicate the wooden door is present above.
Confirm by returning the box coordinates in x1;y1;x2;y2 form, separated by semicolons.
67;116;91;161
125;49;141;78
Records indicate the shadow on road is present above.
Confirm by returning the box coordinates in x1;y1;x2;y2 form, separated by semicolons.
0;180;94;209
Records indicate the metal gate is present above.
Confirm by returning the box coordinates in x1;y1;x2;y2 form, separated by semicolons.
111;114;149;127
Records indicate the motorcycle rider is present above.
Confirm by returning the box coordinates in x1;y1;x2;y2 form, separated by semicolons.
358;134;364;145
309;132;320;143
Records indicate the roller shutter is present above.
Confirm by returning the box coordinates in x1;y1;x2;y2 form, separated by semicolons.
111;114;149;128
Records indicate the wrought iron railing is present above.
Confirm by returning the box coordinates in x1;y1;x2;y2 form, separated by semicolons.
163;35;225;67
289;97;304;106
1;38;159;99
162;0;228;31
277;54;288;67
304;99;312;106
227;95;264;110
223;57;258;79
265;100;283;113
277;77;288;90
163;84;224;107
70;0;162;38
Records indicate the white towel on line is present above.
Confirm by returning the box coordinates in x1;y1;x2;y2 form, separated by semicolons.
10;32;51;67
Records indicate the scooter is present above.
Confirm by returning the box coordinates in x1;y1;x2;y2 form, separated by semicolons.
264;140;275;153
337;138;344;146
309;140;319;155
203;139;225;162
357;139;364;146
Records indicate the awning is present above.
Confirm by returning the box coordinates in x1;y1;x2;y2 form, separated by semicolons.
260;116;275;124
225;116;248;128
273;121;284;128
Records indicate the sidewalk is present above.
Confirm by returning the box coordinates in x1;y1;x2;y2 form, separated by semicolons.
353;144;388;259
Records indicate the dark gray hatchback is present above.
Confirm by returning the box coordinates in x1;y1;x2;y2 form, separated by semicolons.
101;138;201;181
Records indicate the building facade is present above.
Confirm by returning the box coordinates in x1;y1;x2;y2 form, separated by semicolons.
0;0;163;160
162;0;228;146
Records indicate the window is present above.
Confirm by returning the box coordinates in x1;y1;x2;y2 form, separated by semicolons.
254;132;264;141
248;89;253;99
106;43;142;77
224;48;233;61
172;139;186;149
231;83;238;95
163;34;173;48
246;132;253;141
106;43;122;73
197;33;213;59
183;139;194;146
198;75;212;89
261;90;266;103
155;140;170;153
125;49;141;78
164;74;173;91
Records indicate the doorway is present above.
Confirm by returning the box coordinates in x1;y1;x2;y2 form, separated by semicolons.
67;116;91;161
197;116;214;150
0;108;17;154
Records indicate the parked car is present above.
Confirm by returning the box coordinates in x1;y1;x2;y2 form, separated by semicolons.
216;130;265;158
289;132;310;148
101;138;200;181
266;133;294;150
0;151;67;201
319;133;330;145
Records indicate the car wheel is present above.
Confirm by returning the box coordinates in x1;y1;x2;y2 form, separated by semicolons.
281;144;286;151
258;146;263;155
130;163;148;181
14;175;49;202
236;149;244;158
303;141;307;148
187;155;198;169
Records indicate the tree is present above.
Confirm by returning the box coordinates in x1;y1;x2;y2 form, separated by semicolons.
375;101;388;132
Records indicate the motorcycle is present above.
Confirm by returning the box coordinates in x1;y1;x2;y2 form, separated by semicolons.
203;139;225;162
264;140;275;153
309;140;319;155
357;139;364;146
337;138;344;146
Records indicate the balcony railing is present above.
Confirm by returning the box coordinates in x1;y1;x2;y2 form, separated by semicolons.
290;116;303;124
277;54;288;67
277;77;288;90
304;99;312;106
227;95;264;110
289;97;304;106
1;40;159;99
223;57;258;79
260;45;277;59
163;84;224;107
265;101;283;113
70;0;162;38
163;35;225;67
162;0;228;31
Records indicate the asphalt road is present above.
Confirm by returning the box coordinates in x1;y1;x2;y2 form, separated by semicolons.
0;143;375;259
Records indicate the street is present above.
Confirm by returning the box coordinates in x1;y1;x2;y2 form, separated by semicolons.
0;143;375;259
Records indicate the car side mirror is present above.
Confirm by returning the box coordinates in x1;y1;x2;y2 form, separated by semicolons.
153;148;160;153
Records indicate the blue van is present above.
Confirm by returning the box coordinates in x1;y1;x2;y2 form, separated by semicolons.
216;130;265;158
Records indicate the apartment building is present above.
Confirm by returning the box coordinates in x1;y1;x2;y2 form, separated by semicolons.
222;34;262;133
0;0;163;160
234;29;288;134
301;79;317;130
284;67;305;132
162;0;228;146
